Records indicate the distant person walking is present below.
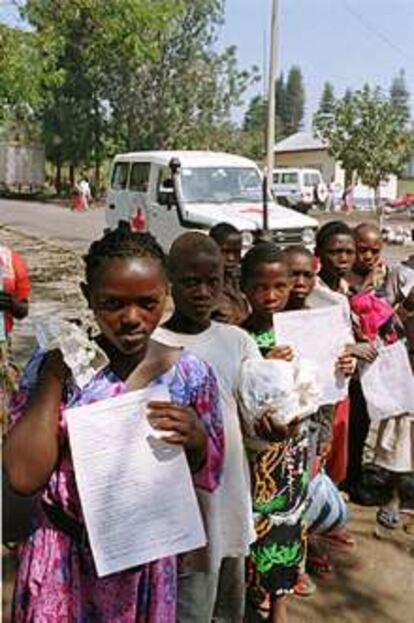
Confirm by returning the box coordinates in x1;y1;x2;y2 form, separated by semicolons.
342;183;355;213
72;176;92;211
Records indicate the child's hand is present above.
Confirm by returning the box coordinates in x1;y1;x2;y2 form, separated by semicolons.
40;349;70;384
336;352;357;377
345;342;378;363
319;438;332;459
266;345;294;361
147;401;207;453
254;410;299;441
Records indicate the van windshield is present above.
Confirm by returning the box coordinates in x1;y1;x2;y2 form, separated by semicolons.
180;167;263;204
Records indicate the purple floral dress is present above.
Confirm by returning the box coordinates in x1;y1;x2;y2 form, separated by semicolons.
8;349;224;622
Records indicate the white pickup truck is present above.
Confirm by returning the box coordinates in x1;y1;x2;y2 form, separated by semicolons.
106;150;318;250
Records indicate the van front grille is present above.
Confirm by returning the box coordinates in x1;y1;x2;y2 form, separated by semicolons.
270;228;305;247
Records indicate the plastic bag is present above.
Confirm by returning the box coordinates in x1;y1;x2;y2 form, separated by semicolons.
237;357;321;438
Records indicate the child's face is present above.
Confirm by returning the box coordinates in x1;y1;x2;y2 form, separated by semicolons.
287;253;316;303
321;234;356;276
219;234;242;276
170;252;223;326
244;262;292;320
355;230;383;274
84;257;167;356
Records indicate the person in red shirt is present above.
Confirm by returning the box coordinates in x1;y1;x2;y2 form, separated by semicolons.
0;244;31;428
0;245;30;336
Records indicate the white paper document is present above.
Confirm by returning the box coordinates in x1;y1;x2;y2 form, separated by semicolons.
274;305;351;404
360;340;414;421
66;386;206;577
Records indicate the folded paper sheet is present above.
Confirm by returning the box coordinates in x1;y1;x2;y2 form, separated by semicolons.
66;386;206;577
274;305;351;404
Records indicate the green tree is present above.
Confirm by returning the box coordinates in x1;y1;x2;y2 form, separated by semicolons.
22;0;175;188
390;69;410;127
108;1;257;152
314;86;413;209
21;0;256;185
0;24;43;136
318;82;336;116
283;66;305;136
243;95;266;132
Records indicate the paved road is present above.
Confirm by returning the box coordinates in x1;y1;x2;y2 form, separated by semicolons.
0;199;105;252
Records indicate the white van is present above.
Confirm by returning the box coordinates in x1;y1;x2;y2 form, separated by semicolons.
272;167;328;213
106;151;318;250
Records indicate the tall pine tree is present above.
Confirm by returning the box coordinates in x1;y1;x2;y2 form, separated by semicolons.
318;82;336;116
283;66;305;136
390;69;410;127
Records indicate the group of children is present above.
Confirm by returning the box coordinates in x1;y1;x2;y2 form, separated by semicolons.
3;218;414;623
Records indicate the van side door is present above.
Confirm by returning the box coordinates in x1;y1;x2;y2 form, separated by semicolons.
147;165;183;251
127;161;151;230
107;161;130;229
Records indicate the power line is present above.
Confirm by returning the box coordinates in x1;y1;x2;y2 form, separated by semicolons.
339;0;414;66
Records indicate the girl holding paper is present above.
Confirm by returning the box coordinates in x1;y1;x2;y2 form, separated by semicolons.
4;227;224;623
239;243;311;623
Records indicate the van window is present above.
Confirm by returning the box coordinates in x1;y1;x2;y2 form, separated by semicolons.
180;167;262;204
129;162;150;192
281;172;298;184
157;167;170;190
304;173;321;186
273;173;280;184
111;162;129;189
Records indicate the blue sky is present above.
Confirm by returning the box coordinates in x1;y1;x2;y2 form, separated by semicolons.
220;0;414;126
2;0;413;128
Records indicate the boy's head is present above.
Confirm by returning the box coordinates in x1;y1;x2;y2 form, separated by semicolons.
168;232;224;328
353;223;383;275
316;220;356;277
241;242;291;323
285;246;316;307
209;222;242;278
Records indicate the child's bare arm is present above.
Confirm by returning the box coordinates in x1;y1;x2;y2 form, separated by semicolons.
3;351;66;495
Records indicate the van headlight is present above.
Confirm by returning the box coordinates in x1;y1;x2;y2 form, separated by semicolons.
241;230;254;248
302;228;315;246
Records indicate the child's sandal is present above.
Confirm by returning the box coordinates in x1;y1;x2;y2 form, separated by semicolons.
306;553;334;579
294;571;317;597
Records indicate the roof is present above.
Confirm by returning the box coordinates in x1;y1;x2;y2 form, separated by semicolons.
274;131;328;153
113;150;256;168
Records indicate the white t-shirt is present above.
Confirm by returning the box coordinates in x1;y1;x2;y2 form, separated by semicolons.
154;321;261;567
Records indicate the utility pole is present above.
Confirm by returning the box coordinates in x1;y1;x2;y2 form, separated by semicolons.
263;0;279;233
266;0;279;180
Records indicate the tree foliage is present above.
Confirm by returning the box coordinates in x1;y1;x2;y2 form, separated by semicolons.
1;0;257;188
0;24;43;134
241;66;306;160
318;82;335;117
313;86;414;205
283;66;305;135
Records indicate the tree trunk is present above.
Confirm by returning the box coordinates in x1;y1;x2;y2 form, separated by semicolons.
374;184;383;228
95;160;100;193
69;164;75;187
55;161;62;194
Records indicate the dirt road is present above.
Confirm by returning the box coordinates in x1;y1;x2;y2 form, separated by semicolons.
1;204;414;623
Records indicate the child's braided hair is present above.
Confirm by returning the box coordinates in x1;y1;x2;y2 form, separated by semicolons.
84;226;167;286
